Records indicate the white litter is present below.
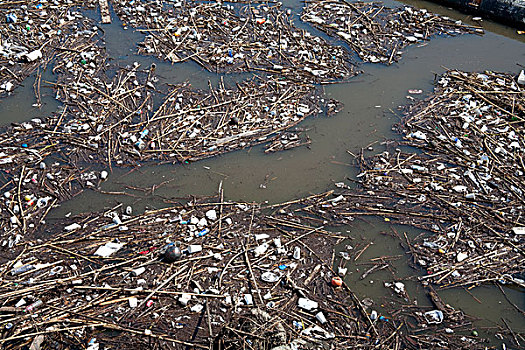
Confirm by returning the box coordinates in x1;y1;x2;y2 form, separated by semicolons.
456;252;468;262
64;223;81;231
94;242;124;257
298;298;318;311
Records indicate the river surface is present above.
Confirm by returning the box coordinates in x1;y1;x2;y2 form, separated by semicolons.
1;0;523;345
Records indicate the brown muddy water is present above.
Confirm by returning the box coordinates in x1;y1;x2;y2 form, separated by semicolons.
1;0;523;346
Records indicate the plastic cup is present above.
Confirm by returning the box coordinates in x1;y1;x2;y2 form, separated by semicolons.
315;311;327;324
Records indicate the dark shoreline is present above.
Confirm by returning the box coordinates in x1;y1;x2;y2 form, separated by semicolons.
430;0;525;29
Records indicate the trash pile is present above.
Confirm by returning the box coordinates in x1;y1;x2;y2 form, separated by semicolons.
31;58;330;164
0;64;337;245
128;77;333;162
0;4;343;247
112;1;359;82
0;1;98;98
0;192;484;349
337;70;524;288
302;0;483;64
0;14;112;247
264;128;311;153
0;147;96;249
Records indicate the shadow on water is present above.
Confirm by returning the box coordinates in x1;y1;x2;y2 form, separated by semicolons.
397;0;525;42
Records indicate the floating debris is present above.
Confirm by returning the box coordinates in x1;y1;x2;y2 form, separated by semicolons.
0;1;98;98
113;1;359;82
0;192;484;349
264;129;311;153
302;0;483;64
336;70;524;288
0;2;516;349
0;19;340;245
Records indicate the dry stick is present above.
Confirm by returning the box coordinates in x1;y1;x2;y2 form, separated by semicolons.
217;250;245;289
73;286;224;298
340;208;449;221
463;286;482;304
501;317;521;348
0;256;145;300
101;323;209;349
33;69;42;107
40;243;100;265
206;299;213;340
107;128;112;172
434;268;458;285
495;283;525;316
266;216;333;235
244;205;264;306
354;242;371;262
2;65;20;80
125;267;183;318
465;85;524;122
17;165;27;233
223;326;265;340
217;181;224;239
387;42;397;65
285;191;335;211
184;262;196;290
304;264;322;286
374;322;404;349
0;323;105;344
360;264;388;280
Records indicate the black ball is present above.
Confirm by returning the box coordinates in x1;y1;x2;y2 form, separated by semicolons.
228;117;239;126
165;246;181;262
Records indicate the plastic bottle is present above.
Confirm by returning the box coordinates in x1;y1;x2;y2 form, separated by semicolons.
293;247;301;260
6;14;18;23
187;245;202;254
131;267;145;277
140;129;149;138
135;139;146;150
370;310;378;320
11;264;35;275
196;228;208;237
315;311;327;324
25;299;43;312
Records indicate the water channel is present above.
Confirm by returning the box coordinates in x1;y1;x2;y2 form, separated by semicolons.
1;0;523;346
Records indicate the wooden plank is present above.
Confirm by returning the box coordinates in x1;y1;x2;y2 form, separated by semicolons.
99;0;111;24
